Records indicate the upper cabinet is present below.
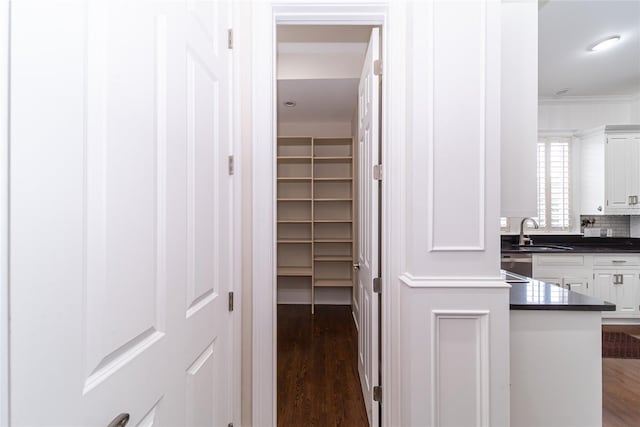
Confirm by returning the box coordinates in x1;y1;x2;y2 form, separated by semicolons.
501;0;538;217
579;125;640;215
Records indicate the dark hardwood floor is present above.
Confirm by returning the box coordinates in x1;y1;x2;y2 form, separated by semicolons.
603;325;640;427
277;304;368;427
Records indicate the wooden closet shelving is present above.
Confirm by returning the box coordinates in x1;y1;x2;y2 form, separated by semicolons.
276;136;355;313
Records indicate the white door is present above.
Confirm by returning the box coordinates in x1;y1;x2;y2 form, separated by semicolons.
9;1;235;426
357;27;380;427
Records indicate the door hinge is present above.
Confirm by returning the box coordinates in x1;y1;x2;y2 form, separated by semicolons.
373;277;382;293
228;155;234;175
373;385;382;402
373;164;382;181
227;29;233;49
374;59;382;76
228;291;234;312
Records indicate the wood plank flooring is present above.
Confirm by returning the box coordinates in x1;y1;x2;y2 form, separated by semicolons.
603;325;640;427
277;304;368;427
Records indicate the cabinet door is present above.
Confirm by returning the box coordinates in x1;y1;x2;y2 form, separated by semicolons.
594;271;616;304
536;277;562;287
617;272;639;314
606;137;633;212
562;276;591;296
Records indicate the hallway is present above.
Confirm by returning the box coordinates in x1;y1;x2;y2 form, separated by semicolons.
277;305;368;426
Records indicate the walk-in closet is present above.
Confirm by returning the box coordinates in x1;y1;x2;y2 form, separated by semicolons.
275;24;378;426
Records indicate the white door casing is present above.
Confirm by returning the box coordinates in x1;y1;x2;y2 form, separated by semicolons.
357;27;380;427
10;1;235;425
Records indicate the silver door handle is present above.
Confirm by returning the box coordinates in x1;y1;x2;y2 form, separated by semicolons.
107;413;130;427
353;263;360;270
612;260;627;264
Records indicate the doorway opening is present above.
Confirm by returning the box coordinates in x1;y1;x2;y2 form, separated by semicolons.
275;24;380;426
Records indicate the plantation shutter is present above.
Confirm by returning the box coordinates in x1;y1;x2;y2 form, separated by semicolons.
537;136;571;231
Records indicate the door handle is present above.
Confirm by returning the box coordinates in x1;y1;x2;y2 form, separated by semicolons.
353;263;360;271
107;413;130;427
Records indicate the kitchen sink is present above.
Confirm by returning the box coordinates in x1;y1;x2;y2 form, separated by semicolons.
527;245;573;250
514;244;573;251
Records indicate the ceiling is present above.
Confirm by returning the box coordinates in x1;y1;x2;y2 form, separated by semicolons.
277;78;359;123
539;0;640;97
277;25;372;124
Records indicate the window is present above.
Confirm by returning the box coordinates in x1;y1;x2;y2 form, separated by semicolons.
536;136;571;231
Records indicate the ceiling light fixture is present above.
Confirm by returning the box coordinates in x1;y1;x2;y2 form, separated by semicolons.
588;35;621;52
284;101;296;107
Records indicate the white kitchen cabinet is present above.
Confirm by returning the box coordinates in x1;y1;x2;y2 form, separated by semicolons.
532;254;592;296
593;270;639;316
579;125;640;215
533;253;640;318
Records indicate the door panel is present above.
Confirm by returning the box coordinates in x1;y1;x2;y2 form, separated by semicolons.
617;273;638;313
357;27;380;427
9;1;233;425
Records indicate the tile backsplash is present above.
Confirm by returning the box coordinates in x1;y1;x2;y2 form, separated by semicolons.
580;215;631;237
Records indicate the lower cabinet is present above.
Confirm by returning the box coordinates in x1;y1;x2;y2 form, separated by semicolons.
532;254;592;296
593;270;639;315
532;253;640;319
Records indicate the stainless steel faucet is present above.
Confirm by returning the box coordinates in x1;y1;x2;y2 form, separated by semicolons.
519;217;539;246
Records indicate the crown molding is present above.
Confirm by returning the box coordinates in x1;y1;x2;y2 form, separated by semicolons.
539;94;640;105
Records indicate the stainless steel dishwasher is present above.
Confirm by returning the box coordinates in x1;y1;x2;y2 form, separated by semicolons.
501;253;533;277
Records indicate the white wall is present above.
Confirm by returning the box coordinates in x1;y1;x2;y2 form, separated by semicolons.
0;0;8;424
278;47;365;80
539;97;638;131
631;94;640;123
277;120;352;137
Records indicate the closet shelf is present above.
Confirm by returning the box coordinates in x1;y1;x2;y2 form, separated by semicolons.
314;256;353;262
277;135;355;313
314;279;353;288
277;267;312;276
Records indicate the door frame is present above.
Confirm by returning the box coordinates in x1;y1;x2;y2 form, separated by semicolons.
251;2;406;425
0;0;9;424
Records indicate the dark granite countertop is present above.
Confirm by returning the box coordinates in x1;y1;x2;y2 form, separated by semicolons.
504;271;616;311
501;235;640;254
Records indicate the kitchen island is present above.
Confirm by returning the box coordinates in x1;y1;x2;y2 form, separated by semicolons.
507;271;615;427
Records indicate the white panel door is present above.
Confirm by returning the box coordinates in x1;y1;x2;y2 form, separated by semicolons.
9;1;234;426
357;27;380;427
